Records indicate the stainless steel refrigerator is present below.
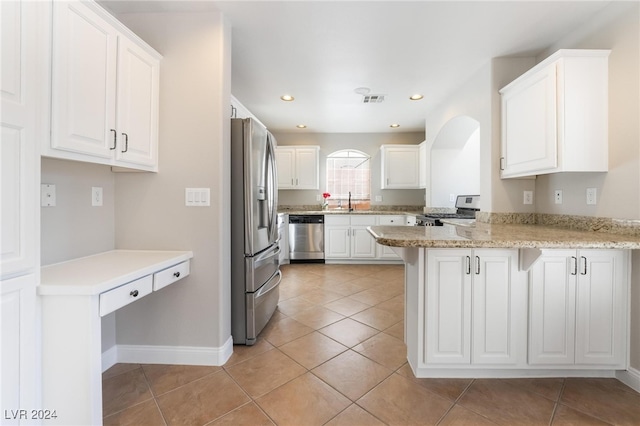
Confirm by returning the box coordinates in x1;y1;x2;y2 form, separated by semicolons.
231;118;281;345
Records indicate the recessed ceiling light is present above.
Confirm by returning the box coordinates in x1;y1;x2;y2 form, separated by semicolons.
354;87;371;95
280;95;294;101
390;123;400;128
296;124;307;129
409;94;424;100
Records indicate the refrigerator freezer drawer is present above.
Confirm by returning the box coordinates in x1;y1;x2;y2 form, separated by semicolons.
245;270;281;345
245;243;280;293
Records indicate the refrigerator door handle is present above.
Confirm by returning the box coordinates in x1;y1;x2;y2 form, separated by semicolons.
266;133;279;243
254;270;282;299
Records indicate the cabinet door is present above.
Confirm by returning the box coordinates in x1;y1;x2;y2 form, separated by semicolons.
351;227;377;259
471;249;522;365
376;216;403;259
324;226;350;259
275;148;295;189
528;251;576;365
501;63;557;178
51;1;117;159
115;37;160;169
575;250;627;366
382;146;420;189
418;141;427;189
1;0;42;419
426;250;471;364
294;148;319;189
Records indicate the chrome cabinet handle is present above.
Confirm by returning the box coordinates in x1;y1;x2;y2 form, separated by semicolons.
121;133;129;153
173;272;181;278
130;290;139;297
475;256;480;275
580;256;588;275
570;256;577;275
500;157;505;171
465;256;471;275
110;129;117;150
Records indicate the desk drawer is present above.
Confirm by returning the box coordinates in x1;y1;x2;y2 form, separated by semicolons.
99;275;153;317
154;261;190;291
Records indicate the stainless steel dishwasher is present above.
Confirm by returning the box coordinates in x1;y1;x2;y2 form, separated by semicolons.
288;215;324;263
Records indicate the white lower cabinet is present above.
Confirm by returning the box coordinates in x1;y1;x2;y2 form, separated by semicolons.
528;249;628;367
325;215;377;260
324;215;405;261
424;249;526;366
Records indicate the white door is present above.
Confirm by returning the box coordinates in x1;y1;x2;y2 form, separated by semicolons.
294;148;319;189
575;250;627;366
325;226;350;259
471;249;521;365
383;147;420;189
51;1;117;159
426;249;471;364
275;148;295;189
351;227;377;259
501;63;557;177
115;36;159;168
1;0;43;420
528;251;576;365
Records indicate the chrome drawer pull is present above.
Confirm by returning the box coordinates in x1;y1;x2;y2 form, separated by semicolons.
130;290;139;297
173;272;181;278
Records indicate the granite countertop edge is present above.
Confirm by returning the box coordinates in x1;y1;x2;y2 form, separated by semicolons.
367;223;640;250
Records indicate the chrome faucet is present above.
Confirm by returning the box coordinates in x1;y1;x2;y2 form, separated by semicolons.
348;192;353;211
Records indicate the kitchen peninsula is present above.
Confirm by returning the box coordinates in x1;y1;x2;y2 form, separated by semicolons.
368;221;640;386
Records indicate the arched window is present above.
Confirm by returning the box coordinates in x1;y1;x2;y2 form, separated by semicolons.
326;149;371;207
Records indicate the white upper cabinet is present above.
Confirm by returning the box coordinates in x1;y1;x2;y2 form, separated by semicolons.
49;0;161;171
418;141;427;189
380;145;420;189
275;146;319;190
500;49;610;179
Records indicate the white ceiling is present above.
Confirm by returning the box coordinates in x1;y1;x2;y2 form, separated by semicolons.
101;1;611;134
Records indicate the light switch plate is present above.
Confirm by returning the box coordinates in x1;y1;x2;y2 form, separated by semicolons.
185;188;211;206
586;188;597;205
92;187;103;206
41;184;56;207
375;195;383;202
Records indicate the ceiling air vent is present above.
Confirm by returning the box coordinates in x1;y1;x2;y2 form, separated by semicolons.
362;94;385;104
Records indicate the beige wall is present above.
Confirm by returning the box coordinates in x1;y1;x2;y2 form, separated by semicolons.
112;11;232;349
274;131;425;207
41;158;115;265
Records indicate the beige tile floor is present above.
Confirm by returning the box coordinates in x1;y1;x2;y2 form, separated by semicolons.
103;263;640;426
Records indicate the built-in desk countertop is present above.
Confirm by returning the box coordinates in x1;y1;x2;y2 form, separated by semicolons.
40;250;194;295
39;249;193;426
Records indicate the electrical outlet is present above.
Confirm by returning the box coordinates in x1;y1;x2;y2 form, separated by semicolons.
554;190;563;204
375;195;383;202
316;194;322;201
41;184;56;207
586;188;597;205
92;187;103;206
523;190;533;205
449;194;455;202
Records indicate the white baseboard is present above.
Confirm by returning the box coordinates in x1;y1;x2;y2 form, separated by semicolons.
101;336;234;371
616;366;640;393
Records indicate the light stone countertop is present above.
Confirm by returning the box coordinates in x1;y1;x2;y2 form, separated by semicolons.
279;210;421;215
368;222;640;249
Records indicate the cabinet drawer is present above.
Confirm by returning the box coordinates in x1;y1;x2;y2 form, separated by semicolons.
99;275;153;317
325;215;350;226
350;216;376;226
378;215;404;225
154;261;190;291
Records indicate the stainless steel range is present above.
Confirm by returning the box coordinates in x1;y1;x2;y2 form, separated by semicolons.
416;195;480;226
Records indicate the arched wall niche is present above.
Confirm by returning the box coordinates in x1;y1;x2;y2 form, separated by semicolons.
430;115;481;207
